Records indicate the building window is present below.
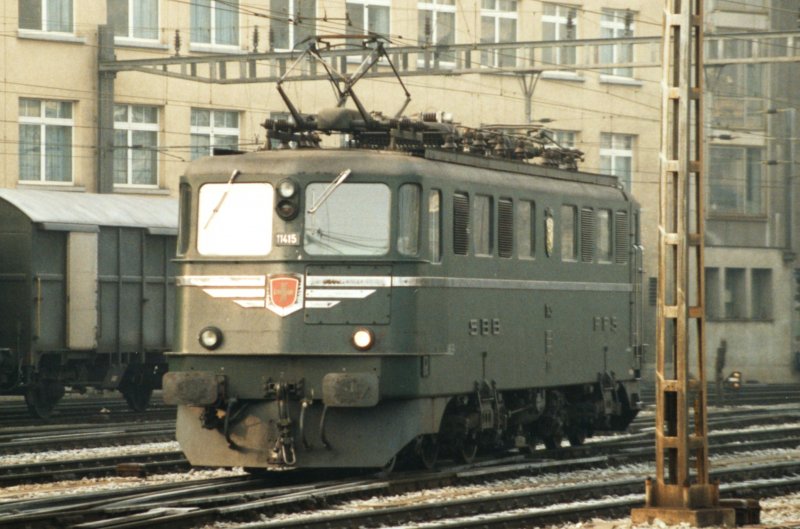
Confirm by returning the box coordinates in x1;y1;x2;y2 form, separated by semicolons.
398;184;421;256
708;146;763;216
474;194;493;256
705;267;720;318
190;109;239;160
19;98;73;183
517;200;535;258
551;130;576;148
271;0;316;50
19;0;73;33
542;3;577;67
480;0;517;68
109;0;158;40
191;0;238;47
418;0;455;64
347;0;390;45
751;268;772;320
600;9;634;78
561;204;577;261
600;133;634;191
114;104;158;186
724;267;746;319
428;189;442;263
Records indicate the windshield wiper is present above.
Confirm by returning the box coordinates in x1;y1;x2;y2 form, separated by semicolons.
307;169;351;214
203;169;241;230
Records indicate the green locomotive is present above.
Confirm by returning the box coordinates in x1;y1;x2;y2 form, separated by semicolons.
163;42;644;470
164;121;643;470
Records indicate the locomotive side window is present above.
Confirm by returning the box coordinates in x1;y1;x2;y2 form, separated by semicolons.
398;184;421;256
498;198;513;258
304;183;391;256
580;207;594;263
197;183;273;256
453;193;470;255
517;200;535;259
561;204;577;261
428;189;442;263
597;208;612;263
614;210;629;264
474;194;493;256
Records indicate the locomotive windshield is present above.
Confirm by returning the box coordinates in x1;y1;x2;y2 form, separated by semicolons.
304;183;391;256
197;182;274;256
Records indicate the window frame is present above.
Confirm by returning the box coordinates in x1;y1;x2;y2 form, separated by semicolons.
480;0;518;68
270;0;317;51
113;104;160;187
19;0;74;34
190;108;240;160
190;0;240;49
418;0;456;66
18;98;74;184
600;8;634;78
542;3;577;67
109;0;160;42
600;132;634;192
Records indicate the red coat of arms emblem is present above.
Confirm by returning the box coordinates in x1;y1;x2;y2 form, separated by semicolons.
266;274;303;316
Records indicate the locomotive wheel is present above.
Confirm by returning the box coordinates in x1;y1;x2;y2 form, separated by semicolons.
122;384;153;412
454;433;478;464
25;381;65;419
567;428;587;447
543;434;563;450
415;434;440;470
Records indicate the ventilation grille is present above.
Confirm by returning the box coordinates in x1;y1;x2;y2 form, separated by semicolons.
453;193;470;255
615;211;629;264
498;199;514;258
649;276;658;306
580;207;595;263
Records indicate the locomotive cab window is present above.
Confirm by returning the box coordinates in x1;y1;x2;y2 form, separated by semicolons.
597;208;612;263
197;182;273;256
304;183;391;256
517;200;535;259
428;189;442;263
474;194;493;256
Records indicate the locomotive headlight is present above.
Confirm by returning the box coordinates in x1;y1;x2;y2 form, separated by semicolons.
277;179;297;198
352;328;375;351
199;326;223;350
276;179;300;220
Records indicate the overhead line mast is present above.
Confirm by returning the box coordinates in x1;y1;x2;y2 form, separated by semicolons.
632;1;734;525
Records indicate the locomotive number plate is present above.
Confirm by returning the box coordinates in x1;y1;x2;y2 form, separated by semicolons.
276;233;300;246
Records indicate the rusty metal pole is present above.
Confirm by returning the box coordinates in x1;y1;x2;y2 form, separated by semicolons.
631;0;734;525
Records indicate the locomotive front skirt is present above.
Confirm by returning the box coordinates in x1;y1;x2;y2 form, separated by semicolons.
164;148;644;470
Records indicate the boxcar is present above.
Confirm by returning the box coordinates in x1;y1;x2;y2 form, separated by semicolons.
0;189;177;417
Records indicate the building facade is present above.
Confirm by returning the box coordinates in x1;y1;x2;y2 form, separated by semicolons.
1;0;797;382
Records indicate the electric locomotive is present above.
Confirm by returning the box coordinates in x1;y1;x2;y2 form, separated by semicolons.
163;42;644;470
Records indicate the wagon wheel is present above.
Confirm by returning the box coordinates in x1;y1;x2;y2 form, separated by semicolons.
25;381;65;419
122;383;153;412
415;434;440;470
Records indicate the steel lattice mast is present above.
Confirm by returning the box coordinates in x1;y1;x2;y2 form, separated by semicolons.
632;0;734;525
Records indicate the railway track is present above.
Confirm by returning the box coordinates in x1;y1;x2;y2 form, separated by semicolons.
1;412;799;528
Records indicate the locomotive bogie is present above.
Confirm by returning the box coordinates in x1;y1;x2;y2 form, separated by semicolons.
168;149;643;469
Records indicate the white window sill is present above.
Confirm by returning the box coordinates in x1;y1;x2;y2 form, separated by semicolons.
18;29;86;44
599;74;643;87
17;181;83;191
541;70;585;82
189;43;243;54
114;185;169;195
115;37;169;51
